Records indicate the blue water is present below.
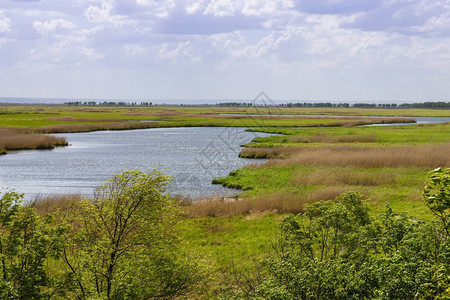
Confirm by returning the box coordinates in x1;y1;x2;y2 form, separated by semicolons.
0;127;270;201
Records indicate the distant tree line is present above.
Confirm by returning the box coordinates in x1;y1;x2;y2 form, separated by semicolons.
398;101;450;109
217;102;255;107
65;101;153;106
281;102;350;108
63;101;450;109
216;101;450;109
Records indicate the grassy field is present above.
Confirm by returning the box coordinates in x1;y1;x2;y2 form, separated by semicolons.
0;104;427;154
1;105;438;132
211;122;449;221
2;104;450;296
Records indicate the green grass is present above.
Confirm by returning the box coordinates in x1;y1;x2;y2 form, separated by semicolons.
212;165;434;219
246;122;450;146
179;214;280;269
1;105;446;132
177;213;281;295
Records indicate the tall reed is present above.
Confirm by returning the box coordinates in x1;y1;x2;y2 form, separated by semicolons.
27;194;83;215
0;128;68;153
261;143;450;168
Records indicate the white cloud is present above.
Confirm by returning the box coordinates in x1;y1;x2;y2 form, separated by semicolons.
241;0;293;16
186;0;205;14
233;26;299;59
204;0;236;17
34;19;76;35
209;31;242;49
85;0;113;22
125;44;147;57
158;41;192;61
0;12;11;33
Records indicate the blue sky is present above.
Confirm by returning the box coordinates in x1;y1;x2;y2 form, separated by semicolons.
0;0;449;102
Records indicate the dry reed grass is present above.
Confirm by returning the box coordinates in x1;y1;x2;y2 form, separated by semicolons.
183;187;357;217
184;191;307;217
304;187;355;202
262;143;450;168
27;193;84;215
239;147;297;159
184;186;357;217
288;134;377;143
37;122;162;133
0;128;68;152
44;116;124;122
327;117;414;127
290;169;397;186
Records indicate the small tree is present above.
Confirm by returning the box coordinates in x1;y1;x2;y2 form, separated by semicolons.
62;170;204;299
0;191;67;299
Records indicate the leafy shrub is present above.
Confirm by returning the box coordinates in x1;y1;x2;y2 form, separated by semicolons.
249;191;449;299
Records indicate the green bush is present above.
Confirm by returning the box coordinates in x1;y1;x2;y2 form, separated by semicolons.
248;191;449;299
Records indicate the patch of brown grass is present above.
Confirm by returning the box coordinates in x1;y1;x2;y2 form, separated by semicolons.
184;191;309;217
328;117;415;127
288;134;377;143
44;116;124;122
239;147;297;159
304;187;355;202
37;122;162;133
27;194;83;215
262;143;450;168
184;186;358;217
0;128;68;152
290;169;397;186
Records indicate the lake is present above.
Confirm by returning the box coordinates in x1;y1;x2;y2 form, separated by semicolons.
0;127;270;201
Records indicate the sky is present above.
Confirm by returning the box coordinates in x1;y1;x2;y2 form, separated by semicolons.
0;0;449;103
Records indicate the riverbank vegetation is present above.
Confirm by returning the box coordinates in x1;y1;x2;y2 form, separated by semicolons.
210;122;449;219
0;104;430;153
1;168;449;299
0;128;67;155
2;104;448;153
4;104;448;133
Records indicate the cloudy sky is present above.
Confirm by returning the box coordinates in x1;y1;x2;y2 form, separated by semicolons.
1;0;449;102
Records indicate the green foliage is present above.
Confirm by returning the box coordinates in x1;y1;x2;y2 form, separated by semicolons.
60;170;204;299
0;191;67;299
247;192;450;300
281;192;370;263
424;167;450;236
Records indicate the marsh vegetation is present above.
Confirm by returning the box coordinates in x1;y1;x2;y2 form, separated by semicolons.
0;128;67;154
0;105;449;298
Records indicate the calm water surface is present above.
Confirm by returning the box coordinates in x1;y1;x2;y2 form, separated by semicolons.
0;127;270;201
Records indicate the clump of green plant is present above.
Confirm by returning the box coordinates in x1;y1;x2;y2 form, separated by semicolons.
229;189;449;299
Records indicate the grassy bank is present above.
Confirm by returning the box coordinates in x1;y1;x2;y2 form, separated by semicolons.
0;104;433;155
0;128;68;154
1;105;435;133
212;122;449;221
